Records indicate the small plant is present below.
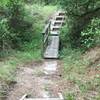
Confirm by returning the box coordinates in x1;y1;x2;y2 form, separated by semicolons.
81;18;100;49
64;93;75;100
0;18;11;57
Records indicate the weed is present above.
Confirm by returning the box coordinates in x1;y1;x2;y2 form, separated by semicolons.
64;93;75;100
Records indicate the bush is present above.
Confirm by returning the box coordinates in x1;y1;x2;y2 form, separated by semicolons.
60;24;70;48
60;18;100;50
60;0;100;48
7;0;33;48
0;1;57;57
0;19;10;52
81;18;100;49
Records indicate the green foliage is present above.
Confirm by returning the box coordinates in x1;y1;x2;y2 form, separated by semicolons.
7;0;33;47
64;93;75;100
0;3;57;85
24;0;58;5
0;0;9;7
0;19;11;56
0;1;57;56
60;21;73;48
0;2;57;99
81;18;100;49
60;0;100;48
60;0;100;17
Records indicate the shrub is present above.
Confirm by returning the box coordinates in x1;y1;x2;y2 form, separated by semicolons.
0;19;11;52
81;18;100;49
7;0;33;48
60;0;100;48
60;24;70;48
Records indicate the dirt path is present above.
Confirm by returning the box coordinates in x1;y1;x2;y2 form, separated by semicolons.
6;60;63;100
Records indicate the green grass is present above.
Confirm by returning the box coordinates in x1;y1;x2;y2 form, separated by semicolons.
0;49;41;81
61;47;100;100
64;93;75;100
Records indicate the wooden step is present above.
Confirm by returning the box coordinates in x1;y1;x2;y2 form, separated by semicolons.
58;11;66;16
51;26;61;31
55;16;65;20
59;13;65;16
54;21;65;26
20;93;64;100
56;11;66;16
51;20;65;27
51;20;63;25
50;31;59;36
24;98;62;100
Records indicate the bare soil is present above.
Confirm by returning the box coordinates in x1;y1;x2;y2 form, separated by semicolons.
6;60;63;100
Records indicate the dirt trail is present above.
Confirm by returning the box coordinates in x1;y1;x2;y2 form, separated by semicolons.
6;10;66;100
6;60;63;100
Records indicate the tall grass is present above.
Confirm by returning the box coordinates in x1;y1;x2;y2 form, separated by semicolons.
61;47;100;99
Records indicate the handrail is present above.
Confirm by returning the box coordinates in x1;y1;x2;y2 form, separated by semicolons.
42;23;50;34
42;21;51;56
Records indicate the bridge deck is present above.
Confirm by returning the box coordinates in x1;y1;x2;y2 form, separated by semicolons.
24;98;62;100
44;36;59;59
43;11;65;59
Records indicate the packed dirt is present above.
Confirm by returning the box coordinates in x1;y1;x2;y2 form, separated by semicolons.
6;60;63;100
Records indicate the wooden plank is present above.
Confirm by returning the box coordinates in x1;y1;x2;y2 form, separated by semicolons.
52;20;64;25
55;11;65;16
42;11;66;59
19;94;27;100
54;21;65;26
50;31;59;35
44;36;59;59
42;22;50;34
51;25;61;31
55;16;65;19
58;12;66;16
24;98;62;100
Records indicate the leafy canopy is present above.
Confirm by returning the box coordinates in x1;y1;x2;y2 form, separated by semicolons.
60;0;100;17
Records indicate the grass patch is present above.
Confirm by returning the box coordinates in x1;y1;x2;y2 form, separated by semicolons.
61;48;89;76
61;47;100;100
64;93;75;100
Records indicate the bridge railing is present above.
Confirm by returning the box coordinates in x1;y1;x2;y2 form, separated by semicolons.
42;21;51;56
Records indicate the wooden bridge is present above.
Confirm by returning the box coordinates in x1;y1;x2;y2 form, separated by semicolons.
42;11;66;59
20;93;64;100
19;11;66;100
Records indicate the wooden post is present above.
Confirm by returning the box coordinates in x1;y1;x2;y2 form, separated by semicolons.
19;94;27;100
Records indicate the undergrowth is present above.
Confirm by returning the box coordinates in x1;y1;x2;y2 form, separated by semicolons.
61;47;100;100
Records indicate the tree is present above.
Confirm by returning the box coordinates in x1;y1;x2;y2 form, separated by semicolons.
60;0;100;47
7;0;32;48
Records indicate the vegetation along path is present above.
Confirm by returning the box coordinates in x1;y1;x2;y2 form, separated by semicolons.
6;11;66;100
